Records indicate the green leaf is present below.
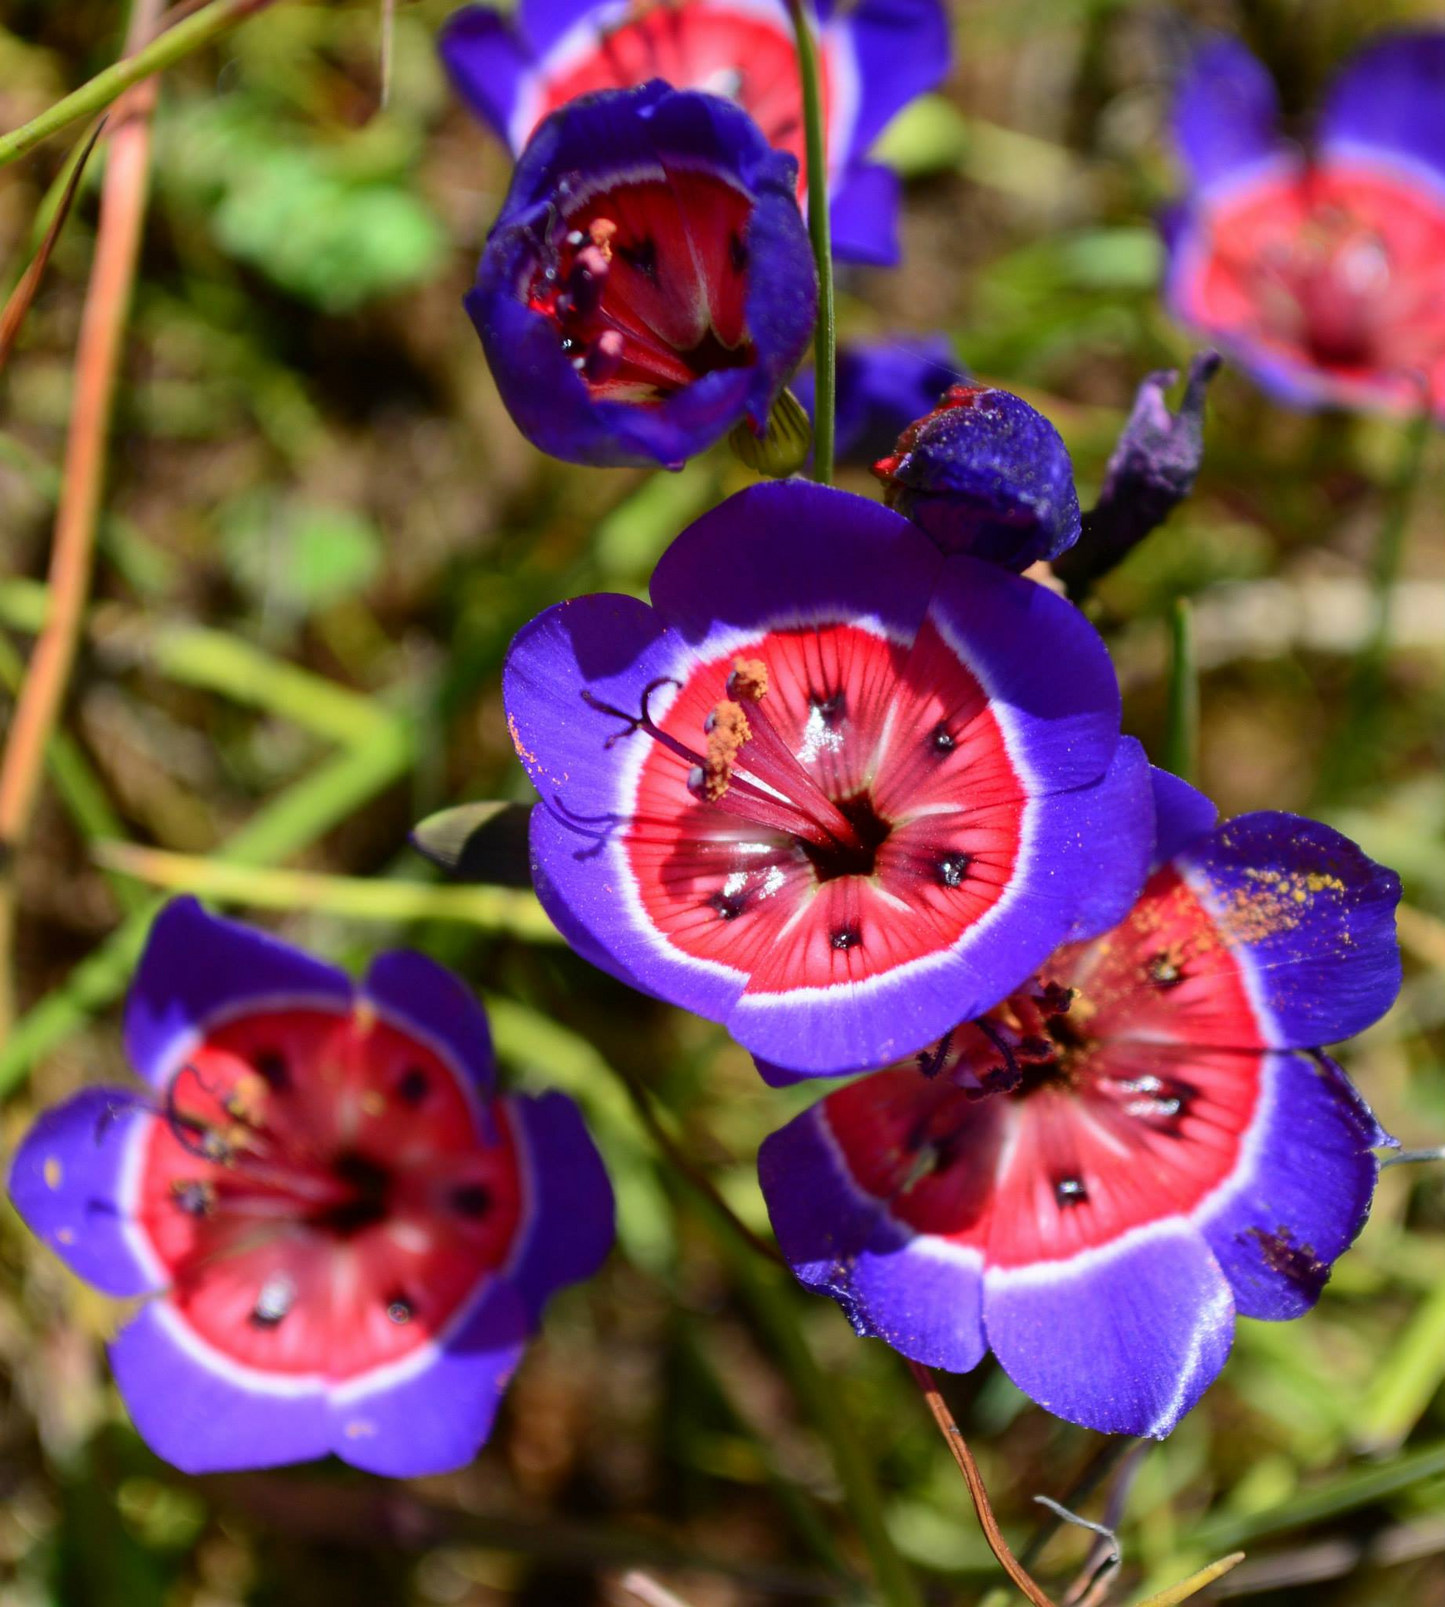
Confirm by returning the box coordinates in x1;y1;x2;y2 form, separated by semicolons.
409;801;534;888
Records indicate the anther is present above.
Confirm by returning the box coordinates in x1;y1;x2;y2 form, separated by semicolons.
1054;1176;1088;1207
386;1295;414;1325
830;925;862;951
170;1179;216;1218
726;658;769;702
936;853;970;889
930;722;956;755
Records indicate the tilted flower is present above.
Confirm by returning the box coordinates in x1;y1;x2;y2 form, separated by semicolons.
441;0;949;266
872;384;1082;571
793;333;965;468
759;771;1401;1437
503;480;1154;1077
470;82;817;469
1163;30;1445;418
8;899;614;1477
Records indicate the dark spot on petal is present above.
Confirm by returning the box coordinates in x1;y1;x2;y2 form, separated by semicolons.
617;235;657;280
386;1295;414;1325
451;1183;492;1219
936;853;970;888
397;1067;430;1106
250;1274;295;1328
930;722;956;755
170;1179;215;1218
252;1049;289;1090
809;689;846;727
729;231;748;274
831;925;862;951
1054;1176;1088;1207
1147;952;1184;989
1247;1226;1329;1302
709;888;748;921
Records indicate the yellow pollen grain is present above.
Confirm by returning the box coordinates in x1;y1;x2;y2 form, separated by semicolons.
730;658;769;701
703;699;751;800
44;1157;62;1190
507;713;539;769
360;1090;386;1117
56;1227;75;1244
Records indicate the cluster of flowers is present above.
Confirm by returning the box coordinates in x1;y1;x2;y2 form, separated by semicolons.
12;1;1439;1479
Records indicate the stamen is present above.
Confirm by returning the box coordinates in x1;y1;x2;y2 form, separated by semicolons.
700;700;751;800
170;1179;216;1218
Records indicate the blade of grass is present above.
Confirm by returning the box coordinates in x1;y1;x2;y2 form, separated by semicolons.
1163;596;1198;784
92;841;558;937
1353;1277;1445;1454
1133;1553;1245;1606
0;0;278;169
1188;1441;1445;1555
785;0;834;486
0;119;107;371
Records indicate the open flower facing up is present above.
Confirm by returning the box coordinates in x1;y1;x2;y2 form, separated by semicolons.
442;0;948;266
760;772;1401;1437
470;82;816;469
793;333;964;468
8;900;613;1476
1164;31;1445;418
872;384;1083;571
503;480;1153;1078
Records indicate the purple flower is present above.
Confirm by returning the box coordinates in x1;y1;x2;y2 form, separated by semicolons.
470;82;817;469
871;384;1082;571
759;770;1401;1437
7;899;614;1477
793;334;965;467
502;480;1153;1077
1164;30;1445;418
441;0;949;267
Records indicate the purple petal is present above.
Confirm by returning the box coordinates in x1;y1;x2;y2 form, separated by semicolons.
649;481;941;649
123;899;352;1090
759;1102;987;1371
984;1223;1236;1437
834;0;951;157
1149;765;1218;868
110;1303;332;1474
828;161;902;266
439;5;535;145
506;1090;615;1320
362;950;495;1096
1173;35;1285;199
7;1088;161;1298
1200;1051;1385;1319
326;1283;530;1476
1177;812;1402;1047
1058;737;1154;943
1319;30;1445;191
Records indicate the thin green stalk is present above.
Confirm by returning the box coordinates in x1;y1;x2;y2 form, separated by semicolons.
785;0;835;486
0;0;277;169
93;842;558;939
0;723;414;1093
1163;596;1198;784
1322;406;1432;800
620;1074;923;1607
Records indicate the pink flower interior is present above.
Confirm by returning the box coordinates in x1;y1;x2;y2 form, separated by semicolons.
133;1008;522;1379
621;619;1026;993
822;862;1274;1267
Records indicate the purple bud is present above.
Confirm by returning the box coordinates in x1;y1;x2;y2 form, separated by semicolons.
1054;352;1221;597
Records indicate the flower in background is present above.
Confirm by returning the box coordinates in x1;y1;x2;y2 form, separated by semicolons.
872;384;1082;571
8;899;613;1476
1164;31;1445;418
503;480;1153;1077
793;333;964;467
470;83;816;469
760;771;1401;1437
441;0;949;266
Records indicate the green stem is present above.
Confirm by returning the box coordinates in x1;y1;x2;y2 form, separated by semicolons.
0;0;277;170
786;0;835;486
1163;596;1198;785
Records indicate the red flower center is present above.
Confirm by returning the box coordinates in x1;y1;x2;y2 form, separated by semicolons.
132;1008;522;1379
822;862;1275;1267
529;173;756;404
534;0;834;197
595;620;1027;993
